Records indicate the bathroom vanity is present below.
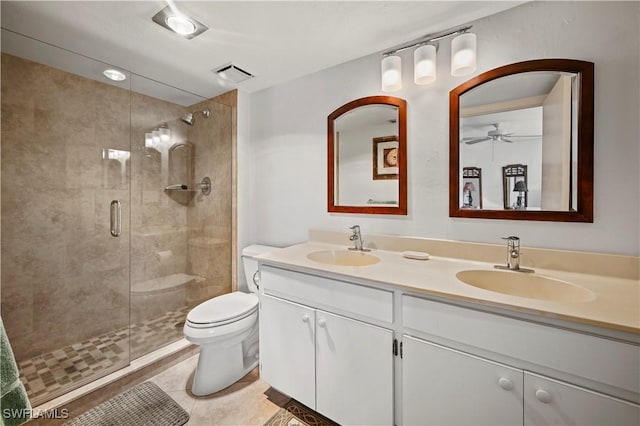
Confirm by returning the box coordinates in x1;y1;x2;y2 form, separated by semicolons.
257;237;640;426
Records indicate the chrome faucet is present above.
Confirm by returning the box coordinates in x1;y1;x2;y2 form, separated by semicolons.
495;236;533;273
348;225;370;252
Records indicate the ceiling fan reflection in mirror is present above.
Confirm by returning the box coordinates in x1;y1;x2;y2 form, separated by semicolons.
462;123;541;144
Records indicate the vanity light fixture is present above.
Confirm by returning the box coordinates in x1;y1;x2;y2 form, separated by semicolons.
414;44;437;85
152;5;208;40
451;32;477;76
381;55;402;92
103;69;126;81
381;25;476;92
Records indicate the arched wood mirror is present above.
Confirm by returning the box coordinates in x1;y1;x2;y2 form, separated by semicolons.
328;96;407;215
450;59;594;222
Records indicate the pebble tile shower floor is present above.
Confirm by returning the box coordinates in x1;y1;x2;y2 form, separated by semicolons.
18;307;190;406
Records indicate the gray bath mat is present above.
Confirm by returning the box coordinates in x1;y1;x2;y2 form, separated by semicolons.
64;381;189;426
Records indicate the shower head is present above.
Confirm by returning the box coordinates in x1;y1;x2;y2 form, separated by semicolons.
181;112;195;125
181;108;210;125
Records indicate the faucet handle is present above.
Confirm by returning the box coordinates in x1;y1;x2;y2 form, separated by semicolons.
501;236;520;241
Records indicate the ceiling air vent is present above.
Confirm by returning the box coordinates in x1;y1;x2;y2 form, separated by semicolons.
213;63;254;84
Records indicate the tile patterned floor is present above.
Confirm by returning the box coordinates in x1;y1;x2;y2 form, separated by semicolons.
130;306;190;359
18;306;190;407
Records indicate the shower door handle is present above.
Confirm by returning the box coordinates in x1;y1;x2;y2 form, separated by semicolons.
110;200;122;237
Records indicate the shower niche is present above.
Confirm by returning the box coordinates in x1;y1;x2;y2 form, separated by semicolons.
165;142;196;204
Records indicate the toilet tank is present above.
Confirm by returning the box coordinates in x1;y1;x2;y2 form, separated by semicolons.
241;245;278;293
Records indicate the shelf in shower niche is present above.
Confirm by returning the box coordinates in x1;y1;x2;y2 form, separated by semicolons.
131;273;205;296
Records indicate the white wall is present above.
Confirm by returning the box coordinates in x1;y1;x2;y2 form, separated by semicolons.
243;1;640;256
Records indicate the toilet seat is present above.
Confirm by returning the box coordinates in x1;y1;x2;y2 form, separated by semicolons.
186;292;258;329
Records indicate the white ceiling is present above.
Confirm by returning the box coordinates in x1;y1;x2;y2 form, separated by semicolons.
0;1;524;100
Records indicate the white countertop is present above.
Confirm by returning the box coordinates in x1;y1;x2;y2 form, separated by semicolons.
258;242;640;335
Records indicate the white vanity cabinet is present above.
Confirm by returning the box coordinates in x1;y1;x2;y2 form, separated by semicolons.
259;266;394;425
402;294;640;426
402;336;524;426
257;259;639;426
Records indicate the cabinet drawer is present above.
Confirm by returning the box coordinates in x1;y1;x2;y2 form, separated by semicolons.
402;295;640;398
261;265;393;324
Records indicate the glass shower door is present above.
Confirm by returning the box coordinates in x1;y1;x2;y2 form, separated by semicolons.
1;32;131;406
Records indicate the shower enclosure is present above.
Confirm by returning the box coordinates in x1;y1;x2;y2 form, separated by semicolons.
0;31;233;406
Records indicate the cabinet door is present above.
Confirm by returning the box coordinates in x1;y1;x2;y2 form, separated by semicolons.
401;336;523;426
524;372;640;426
316;310;394;425
259;294;316;409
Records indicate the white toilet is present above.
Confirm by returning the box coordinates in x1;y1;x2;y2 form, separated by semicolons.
183;244;277;396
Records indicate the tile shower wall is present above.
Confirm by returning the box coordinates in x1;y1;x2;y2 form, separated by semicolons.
129;88;233;356
1;53;130;361
186;99;233;305
129;91;189;330
1;52;235;372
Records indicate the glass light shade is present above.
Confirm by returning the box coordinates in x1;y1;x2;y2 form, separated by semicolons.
414;45;437;85
451;32;477;77
381;55;402;92
166;15;197;35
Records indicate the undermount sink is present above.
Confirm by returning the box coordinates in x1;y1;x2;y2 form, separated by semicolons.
306;250;380;266
456;269;595;303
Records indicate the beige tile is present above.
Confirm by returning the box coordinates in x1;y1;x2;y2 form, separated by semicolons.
166;389;197;415
1;54;40;108
0;284;34;347
187;370;283;426
0;102;35;143
150;354;198;392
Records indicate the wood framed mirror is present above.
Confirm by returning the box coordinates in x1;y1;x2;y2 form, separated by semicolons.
450;59;594;222
328;96;407;215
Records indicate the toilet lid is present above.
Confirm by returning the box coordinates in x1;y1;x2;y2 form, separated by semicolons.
187;292;258;326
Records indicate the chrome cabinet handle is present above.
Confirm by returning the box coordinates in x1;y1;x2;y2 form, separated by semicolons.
110;200;121;237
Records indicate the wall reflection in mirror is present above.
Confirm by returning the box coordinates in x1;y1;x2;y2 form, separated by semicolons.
460;71;575;211
450;59;594;222
336;105;398;205
328;96;407;215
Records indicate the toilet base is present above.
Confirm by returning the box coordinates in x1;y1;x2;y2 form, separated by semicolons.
190;328;259;396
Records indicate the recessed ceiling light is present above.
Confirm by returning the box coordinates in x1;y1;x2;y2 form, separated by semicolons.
103;69;126;81
152;6;208;40
166;15;197;36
